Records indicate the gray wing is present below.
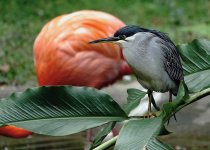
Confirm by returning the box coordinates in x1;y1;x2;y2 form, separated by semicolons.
157;38;184;83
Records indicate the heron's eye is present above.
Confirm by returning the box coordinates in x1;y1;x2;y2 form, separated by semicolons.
119;35;126;40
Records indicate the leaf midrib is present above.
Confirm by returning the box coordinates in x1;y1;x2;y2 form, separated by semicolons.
0;116;126;125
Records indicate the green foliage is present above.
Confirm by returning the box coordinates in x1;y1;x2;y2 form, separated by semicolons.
91;122;116;149
0;86;127;136
147;138;174;150
178;39;210;93
123;88;146;114
115;117;163;150
1;39;210;149
0;0;210;84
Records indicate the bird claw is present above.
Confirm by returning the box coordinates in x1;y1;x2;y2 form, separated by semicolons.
144;112;157;118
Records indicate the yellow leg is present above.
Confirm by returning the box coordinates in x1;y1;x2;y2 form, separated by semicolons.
145;90;157;118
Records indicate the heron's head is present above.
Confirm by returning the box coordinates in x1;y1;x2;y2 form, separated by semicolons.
89;25;169;49
89;25;145;47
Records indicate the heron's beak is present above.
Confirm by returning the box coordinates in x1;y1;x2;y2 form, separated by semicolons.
89;37;120;44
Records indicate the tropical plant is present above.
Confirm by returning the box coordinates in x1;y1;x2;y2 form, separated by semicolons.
0;39;210;149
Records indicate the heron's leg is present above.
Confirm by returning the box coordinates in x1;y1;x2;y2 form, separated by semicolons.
151;94;160;111
145;90;157;118
168;91;177;124
169;91;172;102
148;90;152;113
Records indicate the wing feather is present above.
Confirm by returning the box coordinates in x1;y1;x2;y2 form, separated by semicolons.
155;34;184;83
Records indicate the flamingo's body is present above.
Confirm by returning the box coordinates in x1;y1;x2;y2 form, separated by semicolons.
0;10;131;138
34;10;131;88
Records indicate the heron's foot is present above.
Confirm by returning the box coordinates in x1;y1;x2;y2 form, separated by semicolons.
144;112;157;118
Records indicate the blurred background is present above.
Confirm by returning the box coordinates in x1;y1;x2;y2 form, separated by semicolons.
0;0;210;149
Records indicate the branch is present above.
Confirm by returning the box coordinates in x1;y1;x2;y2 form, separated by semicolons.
176;87;210;113
93;136;118;150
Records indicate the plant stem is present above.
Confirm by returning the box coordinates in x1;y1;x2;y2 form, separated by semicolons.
176;87;210;113
93;136;118;150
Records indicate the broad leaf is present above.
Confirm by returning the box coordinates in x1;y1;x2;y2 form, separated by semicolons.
162;81;210;121
161;81;188;122
178;39;210;92
175;81;189;105
158;125;171;136
91;122;116;149
123;89;146;114
0;86;127;136
147;138;174;150
162;102;175;122
175;87;210;114
114;117;163;150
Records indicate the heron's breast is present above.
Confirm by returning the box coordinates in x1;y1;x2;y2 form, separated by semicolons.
122;44;176;92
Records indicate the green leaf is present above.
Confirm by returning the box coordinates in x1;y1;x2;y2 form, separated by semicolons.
161;81;210;122
147;138;174;150
161;81;187;121
162;102;174;122
175;81;189;104
0;86;127;136
175;87;210;114
123;89;146;114
114;117;163;150
158;125;171;136
177;39;210;93
91;122;116;149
